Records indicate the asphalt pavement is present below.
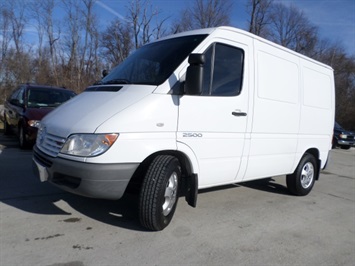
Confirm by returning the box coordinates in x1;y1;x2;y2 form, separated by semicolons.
0;130;354;266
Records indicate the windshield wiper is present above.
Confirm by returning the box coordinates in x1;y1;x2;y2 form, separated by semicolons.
93;80;103;85
103;79;131;85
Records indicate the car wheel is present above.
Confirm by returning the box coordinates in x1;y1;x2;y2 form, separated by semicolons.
19;126;29;149
331;138;337;149
286;153;317;196
139;155;181;231
340;145;351;150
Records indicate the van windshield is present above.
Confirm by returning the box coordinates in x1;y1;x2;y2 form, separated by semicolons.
100;35;207;86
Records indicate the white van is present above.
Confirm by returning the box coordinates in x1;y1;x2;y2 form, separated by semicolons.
33;26;335;231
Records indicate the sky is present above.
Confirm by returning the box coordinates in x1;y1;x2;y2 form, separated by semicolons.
94;0;355;55
2;0;354;56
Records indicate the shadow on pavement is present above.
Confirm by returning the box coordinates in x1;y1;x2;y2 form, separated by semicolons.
0;129;144;231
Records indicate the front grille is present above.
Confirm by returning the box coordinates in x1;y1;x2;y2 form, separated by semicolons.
37;129;66;157
33;149;53;167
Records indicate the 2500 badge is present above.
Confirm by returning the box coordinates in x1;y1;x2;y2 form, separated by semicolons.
182;133;203;138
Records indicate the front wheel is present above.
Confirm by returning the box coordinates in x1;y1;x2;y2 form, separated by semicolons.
139;155;181;231
340;145;351;150
286;153;317;196
19;126;29;149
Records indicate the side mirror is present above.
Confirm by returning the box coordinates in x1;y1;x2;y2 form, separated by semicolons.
185;54;205;95
10;99;21;106
102;69;108;78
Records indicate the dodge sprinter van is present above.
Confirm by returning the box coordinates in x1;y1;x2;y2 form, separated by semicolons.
33;26;335;231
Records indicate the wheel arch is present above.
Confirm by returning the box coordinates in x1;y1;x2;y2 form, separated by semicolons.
127;149;199;207
302;148;321;180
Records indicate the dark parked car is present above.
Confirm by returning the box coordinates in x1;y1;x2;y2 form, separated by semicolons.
333;122;355;150
3;84;76;148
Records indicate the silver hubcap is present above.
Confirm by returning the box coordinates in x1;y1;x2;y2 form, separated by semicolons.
301;162;314;189
162;172;178;216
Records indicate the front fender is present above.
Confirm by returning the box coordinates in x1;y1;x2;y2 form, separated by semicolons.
177;141;200;176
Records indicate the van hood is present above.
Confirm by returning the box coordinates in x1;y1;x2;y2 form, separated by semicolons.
41;85;156;137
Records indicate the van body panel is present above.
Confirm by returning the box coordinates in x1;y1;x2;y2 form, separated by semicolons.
242;36;334;181
177;34;252;187
84;132;177;164
95;94;178;134
243;134;298;180
42;85;156;138
176;141;200;174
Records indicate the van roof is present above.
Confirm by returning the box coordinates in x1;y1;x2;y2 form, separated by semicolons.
158;26;333;71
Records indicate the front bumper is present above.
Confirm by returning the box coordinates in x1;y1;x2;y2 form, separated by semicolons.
337;139;355;147
32;145;139;200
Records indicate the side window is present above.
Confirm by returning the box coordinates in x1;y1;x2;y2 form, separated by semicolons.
9;88;20;101
17;88;25;105
202;43;244;96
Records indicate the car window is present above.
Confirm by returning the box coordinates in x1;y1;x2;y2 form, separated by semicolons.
17;88;25;105
101;35;207;86
9;88;21;101
27;88;75;107
201;43;244;97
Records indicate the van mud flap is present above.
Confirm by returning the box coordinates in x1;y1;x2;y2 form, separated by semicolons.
184;174;198;207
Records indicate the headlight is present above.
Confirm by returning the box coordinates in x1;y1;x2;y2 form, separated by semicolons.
339;134;347;139
60;133;119;157
28;120;41;128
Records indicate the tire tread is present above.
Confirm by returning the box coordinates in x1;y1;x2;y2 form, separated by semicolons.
139;155;179;231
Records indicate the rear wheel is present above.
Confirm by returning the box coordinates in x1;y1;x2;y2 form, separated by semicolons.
286;153;317;196
139;155;181;231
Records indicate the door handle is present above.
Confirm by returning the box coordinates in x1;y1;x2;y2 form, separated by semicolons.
232;111;247;117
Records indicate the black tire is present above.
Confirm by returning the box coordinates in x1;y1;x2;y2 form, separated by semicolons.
340;145;351;150
19;126;29;149
139;155;181;231
331;138;337;149
286;153;317;196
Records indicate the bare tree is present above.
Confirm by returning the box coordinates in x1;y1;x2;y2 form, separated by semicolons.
152;16;170;40
268;3;318;54
36;0;61;85
172;0;232;33
0;0;30;102
100;19;133;67
127;0;167;49
29;0;45;68
0;4;12;67
0;3;12;90
246;0;272;37
28;0;58;85
0;4;13;102
62;0;84;88
322;47;355;130
8;0;27;54
79;0;101;86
